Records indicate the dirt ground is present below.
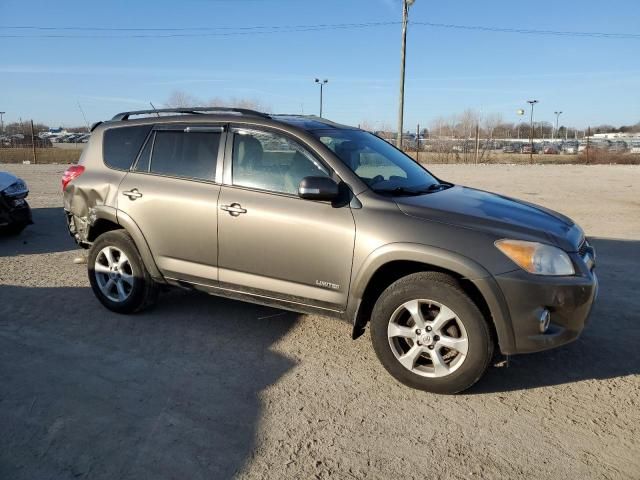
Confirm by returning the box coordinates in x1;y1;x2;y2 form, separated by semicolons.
1;164;639;479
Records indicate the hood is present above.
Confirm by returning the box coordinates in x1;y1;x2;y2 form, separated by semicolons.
395;185;584;252
0;171;20;192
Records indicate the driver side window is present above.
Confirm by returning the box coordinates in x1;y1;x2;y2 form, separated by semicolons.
232;129;329;195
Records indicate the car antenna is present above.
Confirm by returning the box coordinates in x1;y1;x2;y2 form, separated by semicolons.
77;101;90;131
149;102;161;117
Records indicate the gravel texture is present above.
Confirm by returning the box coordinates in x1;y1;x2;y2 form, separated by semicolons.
1;164;639;479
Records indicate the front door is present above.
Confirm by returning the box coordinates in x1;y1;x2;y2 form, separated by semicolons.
117;125;225;284
217;127;356;311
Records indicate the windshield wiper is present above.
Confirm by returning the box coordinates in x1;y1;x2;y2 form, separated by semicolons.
374;183;449;196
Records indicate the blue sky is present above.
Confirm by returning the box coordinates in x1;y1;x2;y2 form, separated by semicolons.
1;0;639;130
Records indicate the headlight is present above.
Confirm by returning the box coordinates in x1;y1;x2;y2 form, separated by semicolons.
2;179;28;197
495;239;575;276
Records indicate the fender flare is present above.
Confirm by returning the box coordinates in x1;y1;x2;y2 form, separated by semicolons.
115;210;164;281
347;242;516;354
89;207;164;281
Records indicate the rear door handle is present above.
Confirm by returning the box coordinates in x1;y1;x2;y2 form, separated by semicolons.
123;189;143;200
220;203;247;216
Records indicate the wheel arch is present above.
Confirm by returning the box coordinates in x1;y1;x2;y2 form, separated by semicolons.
86;207;164;282
348;243;516;354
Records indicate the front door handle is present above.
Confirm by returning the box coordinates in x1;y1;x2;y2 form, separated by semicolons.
220;203;247;216
122;188;143;200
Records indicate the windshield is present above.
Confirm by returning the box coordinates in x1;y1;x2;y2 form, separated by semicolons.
313;129;441;195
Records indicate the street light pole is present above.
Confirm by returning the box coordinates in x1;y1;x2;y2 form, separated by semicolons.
554;111;562;141
396;0;415;150
527;100;538;162
314;78;328;117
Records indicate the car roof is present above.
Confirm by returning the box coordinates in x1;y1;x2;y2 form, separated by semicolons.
97;108;357;134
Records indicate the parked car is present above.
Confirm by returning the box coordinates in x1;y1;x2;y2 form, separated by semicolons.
563;142;579;154
0;171;32;235
610;141;628;152
629;141;640;154
521;144;533;154
544;145;560;154
62;107;598;394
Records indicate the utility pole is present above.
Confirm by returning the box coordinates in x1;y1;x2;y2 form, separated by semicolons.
396;0;415;150
416;123;420;163
30;120;37;164
474;123;480;164
527;100;538;163
314;78;328;117
586;126;591;164
554;111;562;141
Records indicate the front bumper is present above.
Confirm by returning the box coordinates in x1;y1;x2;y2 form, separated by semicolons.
494;252;598;354
0;195;32;227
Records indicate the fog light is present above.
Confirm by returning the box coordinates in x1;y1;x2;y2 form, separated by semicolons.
539;309;551;333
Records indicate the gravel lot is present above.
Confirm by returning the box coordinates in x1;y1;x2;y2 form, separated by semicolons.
1;163;639;479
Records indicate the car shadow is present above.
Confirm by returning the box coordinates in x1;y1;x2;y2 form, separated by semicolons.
470;237;640;394
0;206;77;256
0;285;297;479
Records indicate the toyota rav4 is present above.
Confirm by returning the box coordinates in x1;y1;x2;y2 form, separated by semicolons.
63;107;598;393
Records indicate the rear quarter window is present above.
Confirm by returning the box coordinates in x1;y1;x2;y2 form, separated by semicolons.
103;125;152;170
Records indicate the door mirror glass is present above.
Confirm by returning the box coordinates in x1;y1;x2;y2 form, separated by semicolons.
298;176;339;201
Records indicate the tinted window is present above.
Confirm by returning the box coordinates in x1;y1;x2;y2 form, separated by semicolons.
232;129;328;194
103;125;152;170
134;134;153;173
150;131;220;181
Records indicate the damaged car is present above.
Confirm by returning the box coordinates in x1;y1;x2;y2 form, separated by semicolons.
0;171;32;235
62;107;598;394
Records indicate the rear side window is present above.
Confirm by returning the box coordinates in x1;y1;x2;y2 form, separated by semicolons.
149;131;220;181
103;125;152;170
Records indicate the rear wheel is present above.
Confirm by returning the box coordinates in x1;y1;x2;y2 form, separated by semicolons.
370;272;493;394
88;230;157;313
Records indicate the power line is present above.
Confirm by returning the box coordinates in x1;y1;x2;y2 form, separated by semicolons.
0;22;400;38
412;21;640;39
0;20;638;40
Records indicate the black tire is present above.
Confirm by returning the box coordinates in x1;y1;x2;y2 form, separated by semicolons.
1;222;28;236
370;272;493;394
87;230;158;314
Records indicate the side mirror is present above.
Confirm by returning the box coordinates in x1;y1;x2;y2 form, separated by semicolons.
298;176;339;201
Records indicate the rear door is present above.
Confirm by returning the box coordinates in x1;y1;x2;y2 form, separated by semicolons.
117;124;225;284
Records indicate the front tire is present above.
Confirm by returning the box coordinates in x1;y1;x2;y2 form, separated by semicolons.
1;221;28;236
88;230;157;314
370;272;493;394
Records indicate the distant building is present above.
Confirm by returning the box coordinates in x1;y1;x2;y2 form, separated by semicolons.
590;132;640;140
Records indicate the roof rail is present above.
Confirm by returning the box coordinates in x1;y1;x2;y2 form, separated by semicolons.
111;107;270;121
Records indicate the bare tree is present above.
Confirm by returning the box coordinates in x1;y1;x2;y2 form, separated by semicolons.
164;90;271;112
483;113;503;140
165;90;199;108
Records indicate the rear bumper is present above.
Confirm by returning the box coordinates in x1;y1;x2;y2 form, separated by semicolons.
495;254;597;354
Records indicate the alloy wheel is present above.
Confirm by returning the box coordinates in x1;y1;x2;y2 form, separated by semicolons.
94;246;135;303
387;299;469;378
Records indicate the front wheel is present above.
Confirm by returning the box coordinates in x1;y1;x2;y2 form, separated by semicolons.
370;272;493;394
88;230;157;314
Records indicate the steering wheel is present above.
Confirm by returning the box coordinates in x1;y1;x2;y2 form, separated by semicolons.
369;175;385;186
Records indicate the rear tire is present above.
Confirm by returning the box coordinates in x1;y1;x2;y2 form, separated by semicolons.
370;272;493;394
88;230;157;314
